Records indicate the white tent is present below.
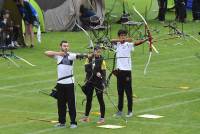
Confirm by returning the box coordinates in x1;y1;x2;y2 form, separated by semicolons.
35;0;105;31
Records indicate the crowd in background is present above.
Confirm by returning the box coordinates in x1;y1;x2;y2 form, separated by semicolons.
158;0;200;23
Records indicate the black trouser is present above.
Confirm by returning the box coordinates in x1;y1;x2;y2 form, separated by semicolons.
84;81;105;118
158;0;168;21
56;83;77;125
192;0;200;20
0;31;11;47
1;26;19;47
11;26;19;42
174;0;179;20
117;70;133;112
175;0;187;22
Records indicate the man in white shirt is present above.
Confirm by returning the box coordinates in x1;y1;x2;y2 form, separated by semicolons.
45;40;87;128
112;29;147;118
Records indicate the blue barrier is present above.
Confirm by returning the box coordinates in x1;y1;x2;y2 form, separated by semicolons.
187;0;193;9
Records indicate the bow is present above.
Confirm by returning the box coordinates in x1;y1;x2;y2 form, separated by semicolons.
75;21;96;85
105;0;117;16
133;5;159;75
106;52;116;87
75;22;94;49
72;0;94;50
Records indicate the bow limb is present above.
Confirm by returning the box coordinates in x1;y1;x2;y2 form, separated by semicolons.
133;5;159;75
106;52;116;87
133;6;151;50
75;22;94;49
75;22;96;89
132;5;159;53
143;50;152;75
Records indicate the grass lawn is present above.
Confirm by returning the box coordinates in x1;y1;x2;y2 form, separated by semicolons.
0;10;200;134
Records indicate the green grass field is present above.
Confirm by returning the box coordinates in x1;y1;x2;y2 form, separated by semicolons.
0;11;200;134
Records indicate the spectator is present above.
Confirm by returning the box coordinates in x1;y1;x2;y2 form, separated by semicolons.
158;0;168;23
174;0;187;22
0;9;19;48
79;5;99;28
79;46;106;124
192;0;200;22
15;0;39;48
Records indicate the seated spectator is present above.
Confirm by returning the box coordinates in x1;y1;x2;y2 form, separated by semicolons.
79;5;99;28
0;9;20;49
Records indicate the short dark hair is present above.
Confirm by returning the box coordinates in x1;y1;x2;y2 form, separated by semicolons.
1;9;10;16
94;45;101;51
60;40;68;46
117;29;128;36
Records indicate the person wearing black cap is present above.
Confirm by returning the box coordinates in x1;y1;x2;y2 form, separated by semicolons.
79;46;106;124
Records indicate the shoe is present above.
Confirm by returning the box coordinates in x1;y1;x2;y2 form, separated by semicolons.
54;123;66;128
97;118;105;124
79;116;90;123
30;44;34;48
126;112;133;118
113;111;123;117
8;42;16;49
70;124;77;129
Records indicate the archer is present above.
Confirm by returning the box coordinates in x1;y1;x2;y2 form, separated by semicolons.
111;29;147;118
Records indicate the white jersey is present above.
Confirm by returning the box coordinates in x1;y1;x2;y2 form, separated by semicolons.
54;53;76;84
115;42;134;71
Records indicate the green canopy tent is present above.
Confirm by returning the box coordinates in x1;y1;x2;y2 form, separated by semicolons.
106;0;175;20
167;0;175;9
105;0;159;21
21;0;46;33
35;0;105;31
29;0;45;32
